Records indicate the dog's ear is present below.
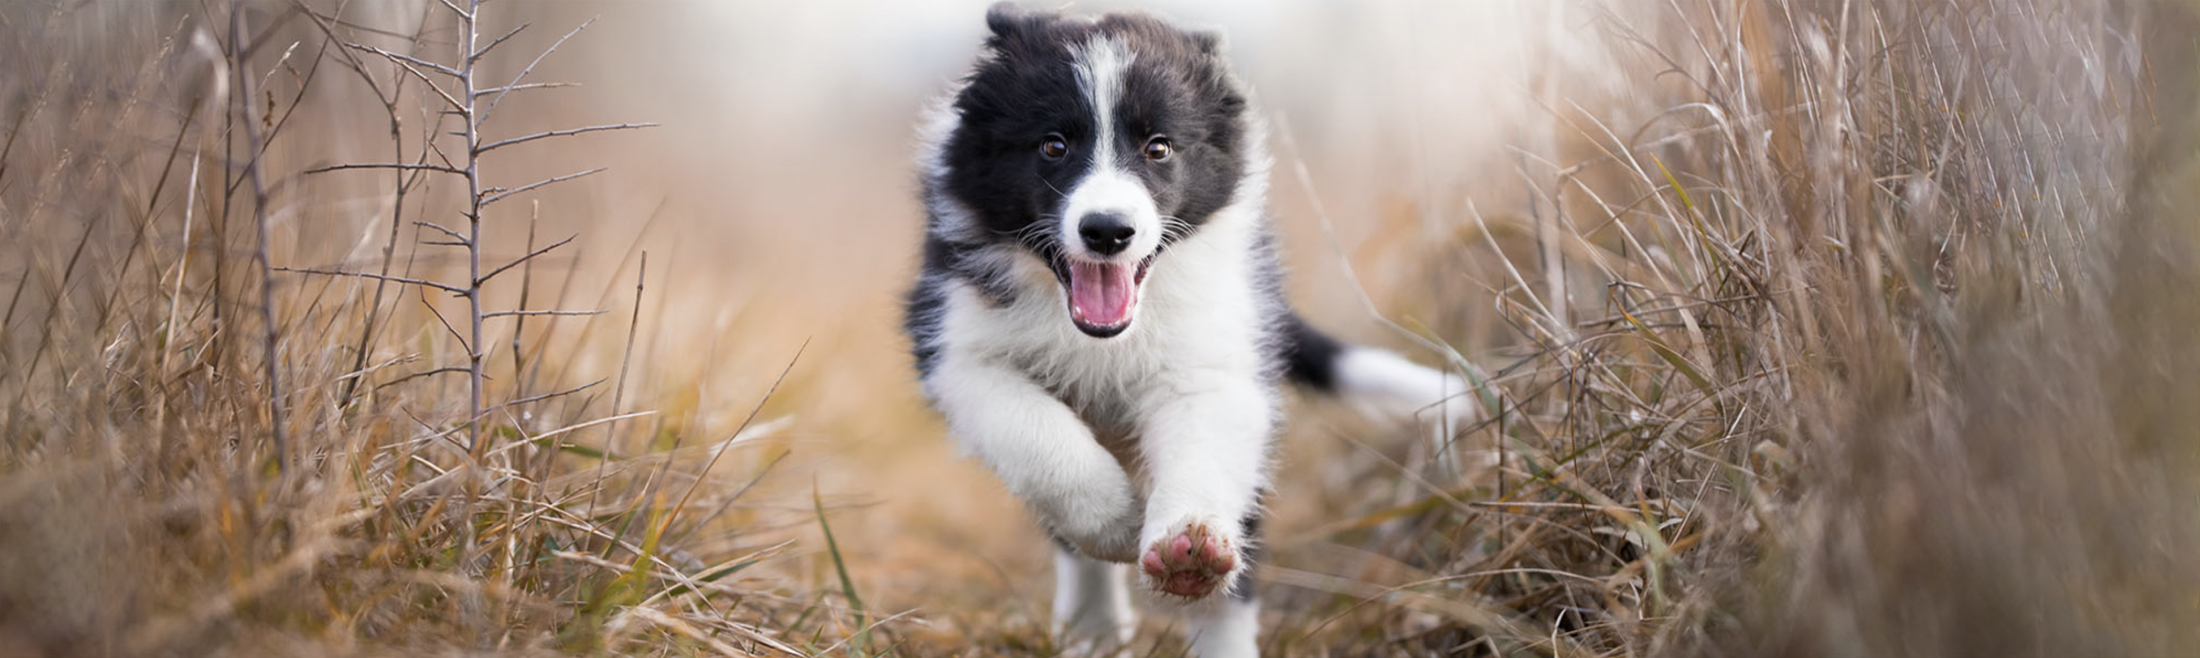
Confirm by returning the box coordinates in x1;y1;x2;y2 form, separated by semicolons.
1187;29;1226;56
986;2;1037;40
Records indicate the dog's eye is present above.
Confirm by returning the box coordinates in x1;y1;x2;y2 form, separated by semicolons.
1039;134;1068;160
1143;136;1173;161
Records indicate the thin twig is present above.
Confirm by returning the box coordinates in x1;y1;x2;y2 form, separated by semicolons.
233;1;289;474
344;42;459;78
492;377;605;412
471;22;528;62
275;266;468;295
414;220;469;244
472;82;577;97
483;309;604;318
511;205;538;388
304;162;464;175
476;122;657;154
586;251;646;519
375;365;481;391
475;234;574;285
479;18;596;125
350;43;464;111
417;283;471;356
480;167;603;206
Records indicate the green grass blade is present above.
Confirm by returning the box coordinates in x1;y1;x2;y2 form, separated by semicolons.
814;486;870;656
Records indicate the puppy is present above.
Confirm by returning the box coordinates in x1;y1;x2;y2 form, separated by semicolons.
904;4;1476;655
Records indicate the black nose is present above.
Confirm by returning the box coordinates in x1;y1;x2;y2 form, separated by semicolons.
1078;213;1136;256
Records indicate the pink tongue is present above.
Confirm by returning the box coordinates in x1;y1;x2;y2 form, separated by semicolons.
1068;261;1138;328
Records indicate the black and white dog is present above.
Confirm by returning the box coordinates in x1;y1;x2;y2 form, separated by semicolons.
904;4;1474;655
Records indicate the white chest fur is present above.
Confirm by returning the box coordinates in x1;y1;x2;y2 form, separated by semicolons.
936;204;1276;433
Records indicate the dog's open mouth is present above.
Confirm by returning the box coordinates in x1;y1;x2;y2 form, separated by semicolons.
1054;254;1156;338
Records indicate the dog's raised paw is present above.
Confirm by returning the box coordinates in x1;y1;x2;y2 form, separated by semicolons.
1139;520;1237;599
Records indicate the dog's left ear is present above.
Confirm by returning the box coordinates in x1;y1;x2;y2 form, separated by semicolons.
1187;29;1225;56
986;2;1037;40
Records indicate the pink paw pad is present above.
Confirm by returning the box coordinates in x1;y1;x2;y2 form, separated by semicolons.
1140;522;1236;599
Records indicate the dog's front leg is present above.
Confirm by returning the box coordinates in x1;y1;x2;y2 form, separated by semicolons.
925;353;1143;562
1135;375;1271;658
1134;375;1273;601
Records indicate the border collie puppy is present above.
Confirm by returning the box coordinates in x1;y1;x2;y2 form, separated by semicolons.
905;4;1475;655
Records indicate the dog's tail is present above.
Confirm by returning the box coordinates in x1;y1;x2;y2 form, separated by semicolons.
1280;313;1483;466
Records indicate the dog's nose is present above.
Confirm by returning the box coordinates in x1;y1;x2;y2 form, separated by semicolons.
1078;213;1136;256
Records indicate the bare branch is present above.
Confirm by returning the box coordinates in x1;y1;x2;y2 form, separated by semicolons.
417;285;472;356
347;43;465;110
233;1;289;472
414;220;468;243
343;42;460;78
423;125;463;170
305;162;465;176
481;168;603;206
437;0;472;20
472;82;577;97
480;18;597;125
275;266;468;295
483;309;606;318
472;22;528;62
492;377;606;411
476;234;576;285
332;353;420;383
476;122;658;155
374;365;485;391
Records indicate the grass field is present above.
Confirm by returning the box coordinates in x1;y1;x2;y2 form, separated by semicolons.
3;1;2198;656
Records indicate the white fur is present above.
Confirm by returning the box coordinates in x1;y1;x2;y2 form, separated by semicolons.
927;182;1275;547
1335;348;1483;475
924;112;1276;655
1063;37;1165;264
913;23;1477;647
912;16;1480;656
916;31;1291;657
923;339;1146;561
1336;348;1477;425
914;93;989;245
1054;548;1137;656
1186;597;1261;658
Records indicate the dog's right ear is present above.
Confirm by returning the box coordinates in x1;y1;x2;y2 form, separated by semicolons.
985;2;1037;40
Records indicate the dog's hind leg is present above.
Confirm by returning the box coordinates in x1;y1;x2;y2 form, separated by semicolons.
1052;543;1138;656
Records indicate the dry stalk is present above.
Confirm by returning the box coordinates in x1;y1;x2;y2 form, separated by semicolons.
230;0;288;473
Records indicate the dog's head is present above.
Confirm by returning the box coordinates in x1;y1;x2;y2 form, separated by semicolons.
926;2;1250;338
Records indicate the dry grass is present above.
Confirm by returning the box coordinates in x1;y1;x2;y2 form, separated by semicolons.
0;1;849;655
1254;1;2200;656
3;1;2198;657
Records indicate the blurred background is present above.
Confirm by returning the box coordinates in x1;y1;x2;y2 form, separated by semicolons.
4;0;2199;656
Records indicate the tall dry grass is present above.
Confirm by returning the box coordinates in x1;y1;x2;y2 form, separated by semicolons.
3;1;2198;657
1259;1;2200;656
0;1;852;655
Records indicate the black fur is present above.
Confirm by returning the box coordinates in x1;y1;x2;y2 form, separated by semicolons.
943;4;1247;252
1279;313;1347;393
905;4;1355;391
905;3;1409;623
906;5;1253;359
1231;510;1264;602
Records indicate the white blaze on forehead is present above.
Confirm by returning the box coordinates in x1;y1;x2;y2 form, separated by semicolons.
1072;37;1133;163
1062;36;1162;263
